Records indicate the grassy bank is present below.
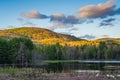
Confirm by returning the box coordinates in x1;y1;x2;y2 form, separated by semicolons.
42;60;79;63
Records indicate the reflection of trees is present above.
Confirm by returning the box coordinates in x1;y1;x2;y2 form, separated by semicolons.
45;62;63;73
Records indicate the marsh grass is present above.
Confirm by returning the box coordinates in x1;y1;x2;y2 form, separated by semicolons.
0;68;120;80
0;67;44;80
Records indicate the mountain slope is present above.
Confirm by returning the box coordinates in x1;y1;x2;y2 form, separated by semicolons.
96;38;120;45
0;27;80;44
96;38;120;41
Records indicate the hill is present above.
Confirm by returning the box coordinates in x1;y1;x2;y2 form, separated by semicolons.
0;27;119;46
96;38;120;45
0;27;81;44
96;38;120;41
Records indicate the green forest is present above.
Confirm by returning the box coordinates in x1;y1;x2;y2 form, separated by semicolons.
0;27;120;67
0;37;120;67
36;41;120;60
0;38;33;66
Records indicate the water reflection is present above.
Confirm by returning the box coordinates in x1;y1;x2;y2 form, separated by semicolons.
44;62;63;73
43;61;120;73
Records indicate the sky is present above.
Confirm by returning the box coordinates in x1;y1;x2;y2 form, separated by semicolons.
0;0;120;40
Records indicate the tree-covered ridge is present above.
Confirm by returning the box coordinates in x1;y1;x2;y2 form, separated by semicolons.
0;27;80;42
96;38;120;41
0;27;120;46
0;32;120;67
0;27;96;46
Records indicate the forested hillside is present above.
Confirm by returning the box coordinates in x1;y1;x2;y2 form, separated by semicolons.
0;27;120;63
0;27;80;44
0;27;120;46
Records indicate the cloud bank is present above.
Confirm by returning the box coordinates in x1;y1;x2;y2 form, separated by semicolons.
100;18;116;26
20;0;120;29
77;0;115;18
50;13;79;25
50;13;65;22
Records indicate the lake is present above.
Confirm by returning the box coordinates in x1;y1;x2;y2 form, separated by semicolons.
43;60;120;73
0;60;120;80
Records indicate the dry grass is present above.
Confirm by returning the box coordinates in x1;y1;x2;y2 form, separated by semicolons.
0;68;120;80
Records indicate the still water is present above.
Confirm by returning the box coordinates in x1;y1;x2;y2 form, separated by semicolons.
43;60;120;73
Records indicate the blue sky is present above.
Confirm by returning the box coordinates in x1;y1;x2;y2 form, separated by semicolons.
0;0;120;39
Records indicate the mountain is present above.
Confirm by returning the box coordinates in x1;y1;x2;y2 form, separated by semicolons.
0;27;119;46
96;38;120;41
96;38;120;45
0;27;81;44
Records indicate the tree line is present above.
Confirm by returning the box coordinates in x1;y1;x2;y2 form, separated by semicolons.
0;37;34;67
37;42;120;60
0;37;120;67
